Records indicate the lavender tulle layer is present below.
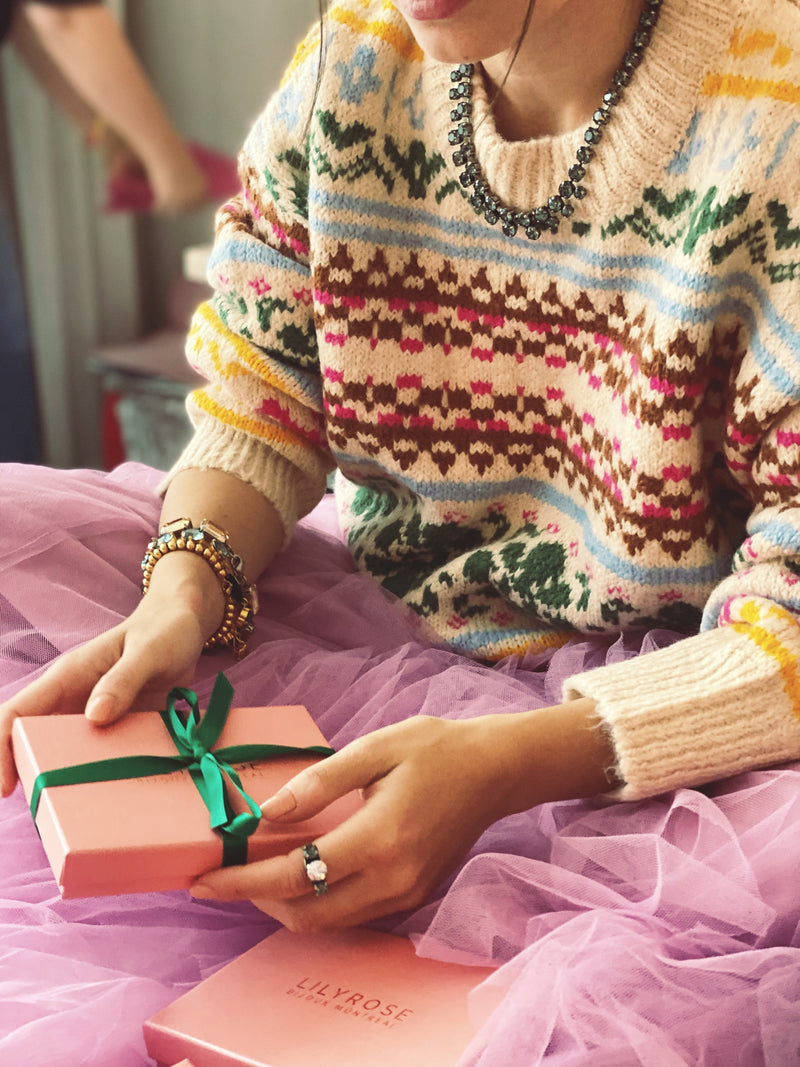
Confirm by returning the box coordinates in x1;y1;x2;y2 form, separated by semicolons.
1;463;798;1066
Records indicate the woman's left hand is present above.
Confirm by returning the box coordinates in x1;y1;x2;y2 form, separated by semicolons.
190;700;611;930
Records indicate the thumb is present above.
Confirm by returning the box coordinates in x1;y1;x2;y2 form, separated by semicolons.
83;647;178;725
260;735;392;823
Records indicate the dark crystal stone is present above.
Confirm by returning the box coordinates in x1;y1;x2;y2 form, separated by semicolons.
594;108;610;125
573;184;588;199
548;217;560;234
534;206;551;223
548;195;565;213
470;191;486;210
569;164;585;182
459;63;473;76
603;90;620;106
449;87;459;99
459;170;474;186
502;219;518;237
518;213;534;228
453;150;465;166
584;127;602;145
633;29;650;47
457;82;470;97
559;180;575;198
484;208;500;225
561;202;575;217
614;67;632;87
448;130;463;145
450;69;462;82
577;146;593;163
525;226;542;241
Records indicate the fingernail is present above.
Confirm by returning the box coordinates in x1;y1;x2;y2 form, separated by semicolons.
260;785;297;820
85;694;116;723
189;882;214;899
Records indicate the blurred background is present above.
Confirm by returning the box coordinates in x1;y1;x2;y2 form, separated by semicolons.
0;0;316;470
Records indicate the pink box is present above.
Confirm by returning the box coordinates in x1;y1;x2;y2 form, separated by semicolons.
144;928;498;1067
12;706;361;898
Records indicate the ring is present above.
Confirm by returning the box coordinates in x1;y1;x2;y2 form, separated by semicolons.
302;843;329;897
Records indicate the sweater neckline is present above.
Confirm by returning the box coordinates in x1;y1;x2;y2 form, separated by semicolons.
425;0;745;219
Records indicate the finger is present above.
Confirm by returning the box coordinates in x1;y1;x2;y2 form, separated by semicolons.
0;638;117;796
260;731;397;823
206;864;426;935
83;614;203;724
263;870;421;932
191;756;409;906
191;734;404;898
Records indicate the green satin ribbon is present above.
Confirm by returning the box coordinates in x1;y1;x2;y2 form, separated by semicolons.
28;673;334;868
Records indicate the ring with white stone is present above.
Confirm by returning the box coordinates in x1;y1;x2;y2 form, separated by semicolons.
302;843;329;897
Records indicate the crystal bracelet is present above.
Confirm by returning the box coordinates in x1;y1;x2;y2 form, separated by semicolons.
141;517;257;660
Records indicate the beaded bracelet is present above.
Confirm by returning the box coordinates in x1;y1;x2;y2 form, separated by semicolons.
141;518;257;660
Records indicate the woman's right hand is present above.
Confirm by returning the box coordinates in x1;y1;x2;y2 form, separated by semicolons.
0;470;286;799
0;550;223;798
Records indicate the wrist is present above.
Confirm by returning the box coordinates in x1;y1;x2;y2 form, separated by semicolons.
141;518;257;659
143;549;226;640
472;699;616;818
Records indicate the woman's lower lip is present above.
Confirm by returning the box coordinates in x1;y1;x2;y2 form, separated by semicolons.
396;0;471;21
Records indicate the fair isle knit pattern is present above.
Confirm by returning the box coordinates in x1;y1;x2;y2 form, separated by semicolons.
171;0;800;797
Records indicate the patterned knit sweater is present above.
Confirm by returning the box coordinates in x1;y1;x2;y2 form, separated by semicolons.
169;0;800;799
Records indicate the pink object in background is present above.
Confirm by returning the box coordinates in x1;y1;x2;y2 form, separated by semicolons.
144;928;499;1067
12;704;361;898
104;141;240;213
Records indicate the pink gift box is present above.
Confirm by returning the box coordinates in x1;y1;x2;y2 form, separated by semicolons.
144;928;499;1067
12;705;361;898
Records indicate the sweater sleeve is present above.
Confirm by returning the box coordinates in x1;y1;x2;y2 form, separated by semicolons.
565;352;800;800
161;25;334;543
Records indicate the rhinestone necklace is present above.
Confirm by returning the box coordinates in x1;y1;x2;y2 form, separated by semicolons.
448;0;663;240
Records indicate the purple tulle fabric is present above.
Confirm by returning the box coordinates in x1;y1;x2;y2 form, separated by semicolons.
1;463;798;1066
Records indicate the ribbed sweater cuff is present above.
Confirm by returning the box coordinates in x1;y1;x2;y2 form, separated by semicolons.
157;422;324;547
563;621;800;800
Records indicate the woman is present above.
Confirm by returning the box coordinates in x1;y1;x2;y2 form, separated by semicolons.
1;0;799;1061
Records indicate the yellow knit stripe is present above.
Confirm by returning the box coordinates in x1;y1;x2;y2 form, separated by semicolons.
701;71;800;106
730;600;800;721
281;25;322;85
727;27;793;67
188;325;248;383
192;303;302;399
329;2;423;62
483;630;573;662
773;44;793;68
190;389;309;451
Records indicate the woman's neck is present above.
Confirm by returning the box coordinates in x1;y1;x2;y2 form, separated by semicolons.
482;0;646;141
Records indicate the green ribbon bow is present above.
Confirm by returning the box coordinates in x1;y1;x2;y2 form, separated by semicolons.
28;673;334;868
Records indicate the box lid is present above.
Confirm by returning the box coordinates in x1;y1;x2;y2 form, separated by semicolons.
144;928;498;1067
